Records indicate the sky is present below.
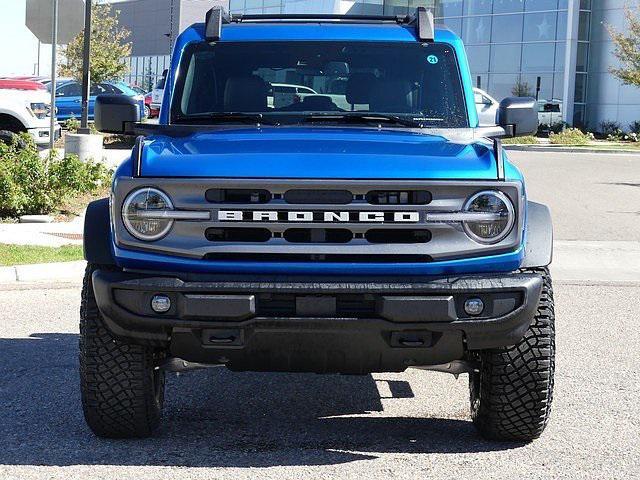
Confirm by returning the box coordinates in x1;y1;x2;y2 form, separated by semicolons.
0;0;53;77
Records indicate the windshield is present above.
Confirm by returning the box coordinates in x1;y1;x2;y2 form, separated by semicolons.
171;41;468;128
155;77;166;90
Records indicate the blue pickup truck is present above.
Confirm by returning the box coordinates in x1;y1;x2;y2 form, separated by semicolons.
83;7;555;442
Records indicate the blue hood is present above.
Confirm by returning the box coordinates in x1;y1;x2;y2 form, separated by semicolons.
137;127;499;180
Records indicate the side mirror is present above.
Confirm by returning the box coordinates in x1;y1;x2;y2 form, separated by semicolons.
95;94;141;135
497;97;538;137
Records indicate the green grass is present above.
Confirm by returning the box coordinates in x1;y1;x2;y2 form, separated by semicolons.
502;135;539;145
586;142;640;150
541;142;640;151
0;244;84;266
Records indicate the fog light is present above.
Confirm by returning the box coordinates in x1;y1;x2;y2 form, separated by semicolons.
151;295;171;313
464;298;484;316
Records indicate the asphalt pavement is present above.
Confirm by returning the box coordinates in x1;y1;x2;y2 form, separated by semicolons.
0;151;639;479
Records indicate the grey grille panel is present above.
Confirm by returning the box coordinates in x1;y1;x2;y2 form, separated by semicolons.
113;178;524;262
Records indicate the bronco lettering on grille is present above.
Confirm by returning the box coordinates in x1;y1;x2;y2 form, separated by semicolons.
218;210;421;223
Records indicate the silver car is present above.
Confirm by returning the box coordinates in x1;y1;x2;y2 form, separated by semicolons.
474;87;499;126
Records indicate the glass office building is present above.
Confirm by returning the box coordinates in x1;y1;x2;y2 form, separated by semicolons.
433;0;593;126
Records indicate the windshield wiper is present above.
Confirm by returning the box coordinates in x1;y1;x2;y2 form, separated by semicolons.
173;112;278;126
301;113;425;128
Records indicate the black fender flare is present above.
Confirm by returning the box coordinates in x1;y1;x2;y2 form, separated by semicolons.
84;198;116;266
521;201;553;268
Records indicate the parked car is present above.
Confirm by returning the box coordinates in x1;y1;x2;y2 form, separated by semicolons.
268;83;318;108
129;85;147;96
0;79;46;91
474;87;499;126
144;92;159;118
0;79;60;146
150;71;167;113
537;99;563;127
1;76;50;84
86;7;554;442
52;80;145;121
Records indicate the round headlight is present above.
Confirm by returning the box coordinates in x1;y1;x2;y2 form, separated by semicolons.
122;188;174;241
462;191;515;244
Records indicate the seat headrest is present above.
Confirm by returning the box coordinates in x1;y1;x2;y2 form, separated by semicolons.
345;73;377;106
224;75;268;111
369;80;414;113
301;95;337;111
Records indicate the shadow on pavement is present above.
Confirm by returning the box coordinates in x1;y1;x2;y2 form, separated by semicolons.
0;334;522;468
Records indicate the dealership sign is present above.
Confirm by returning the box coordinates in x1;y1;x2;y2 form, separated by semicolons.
26;0;85;44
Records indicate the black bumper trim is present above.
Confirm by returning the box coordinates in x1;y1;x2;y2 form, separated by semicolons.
93;269;542;352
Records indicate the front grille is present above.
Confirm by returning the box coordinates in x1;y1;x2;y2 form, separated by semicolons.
204;227;432;245
205;227;272;242
282;189;433;205
366;190;432;205
113;178;524;264
283;228;353;244
206;188;272;204
284;189;352;204
257;293;377;318
365;229;431;244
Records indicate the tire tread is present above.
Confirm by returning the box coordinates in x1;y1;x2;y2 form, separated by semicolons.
79;264;164;438
470;267;555;441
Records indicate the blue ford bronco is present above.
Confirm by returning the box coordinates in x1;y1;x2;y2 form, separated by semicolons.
83;7;555;441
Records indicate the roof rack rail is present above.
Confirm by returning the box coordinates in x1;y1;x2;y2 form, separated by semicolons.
204;6;434;43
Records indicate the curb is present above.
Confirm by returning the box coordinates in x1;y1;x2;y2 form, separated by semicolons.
504;145;640;155
0;260;86;284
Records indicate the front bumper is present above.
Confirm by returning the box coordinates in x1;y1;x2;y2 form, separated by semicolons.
92;270;542;374
27;124;61;145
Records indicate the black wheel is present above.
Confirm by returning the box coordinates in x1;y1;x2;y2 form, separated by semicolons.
144;105;151;118
79;264;166;438
469;267;555;442
0;130;27;149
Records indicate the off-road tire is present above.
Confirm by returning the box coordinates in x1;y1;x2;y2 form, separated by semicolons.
469;267;555;442
0;130;27;149
79;264;166;438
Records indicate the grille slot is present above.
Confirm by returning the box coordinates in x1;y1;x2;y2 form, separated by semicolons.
366;190;432;205
284;228;353;244
205;228;272;242
284;189;353;204
257;293;377;318
366;229;431;244
206;188;272;204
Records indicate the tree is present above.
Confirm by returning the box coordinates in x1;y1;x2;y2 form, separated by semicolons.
608;3;640;87
59;2;131;84
511;80;534;97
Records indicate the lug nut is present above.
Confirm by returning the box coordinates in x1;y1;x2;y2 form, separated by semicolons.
464;298;484;316
151;294;171;313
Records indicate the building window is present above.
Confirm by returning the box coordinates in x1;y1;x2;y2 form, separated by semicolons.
492;0;524;14
523;12;557;42
491;14;524;43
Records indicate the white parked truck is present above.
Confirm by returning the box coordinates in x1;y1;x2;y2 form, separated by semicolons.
0;81;61;146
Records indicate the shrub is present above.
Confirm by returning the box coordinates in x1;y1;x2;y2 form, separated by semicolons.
600;120;622;136
629;121;640;134
537;122;567;137
549;128;593;145
64;117;98;134
64;117;81;133
0;134;112;218
607;130;625;141
502;135;538;145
